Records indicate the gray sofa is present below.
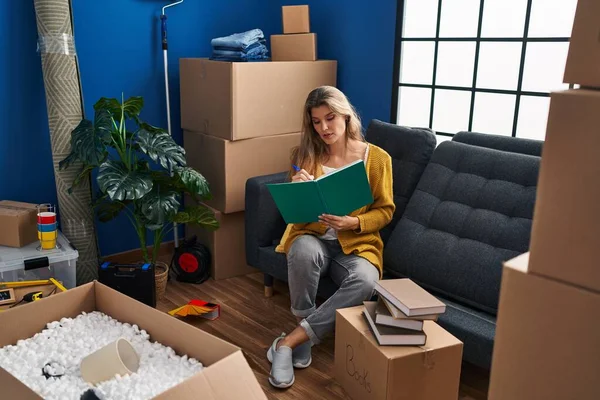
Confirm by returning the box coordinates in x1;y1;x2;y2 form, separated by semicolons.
244;119;542;370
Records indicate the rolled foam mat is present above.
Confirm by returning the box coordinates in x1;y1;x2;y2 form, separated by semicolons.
34;0;100;284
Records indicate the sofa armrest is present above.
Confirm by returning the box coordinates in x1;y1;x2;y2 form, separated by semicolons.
245;172;288;267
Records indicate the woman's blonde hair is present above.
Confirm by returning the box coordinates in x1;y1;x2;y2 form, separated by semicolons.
290;86;364;177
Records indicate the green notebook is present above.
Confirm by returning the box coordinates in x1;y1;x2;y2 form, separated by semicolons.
267;160;374;224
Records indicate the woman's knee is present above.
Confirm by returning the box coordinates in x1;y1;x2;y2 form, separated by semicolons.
351;263;379;300
288;235;324;267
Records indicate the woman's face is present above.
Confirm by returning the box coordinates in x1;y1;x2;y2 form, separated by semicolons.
310;105;346;145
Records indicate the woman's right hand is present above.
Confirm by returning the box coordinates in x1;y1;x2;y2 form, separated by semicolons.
292;169;314;182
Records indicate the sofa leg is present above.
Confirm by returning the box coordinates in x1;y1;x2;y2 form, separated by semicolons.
264;273;274;298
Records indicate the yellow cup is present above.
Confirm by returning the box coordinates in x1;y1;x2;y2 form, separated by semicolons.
41;239;56;250
39;231;57;241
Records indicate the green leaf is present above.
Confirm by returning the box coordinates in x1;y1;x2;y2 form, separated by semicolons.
70;118;108;166
94;96;144;122
140;190;180;226
138;122;166;135
59;152;78;171
94;109;113;142
135;129;186;170
176;167;211;198
67;164;95;194
98;160;153;201
172;205;219;231
96;200;127;223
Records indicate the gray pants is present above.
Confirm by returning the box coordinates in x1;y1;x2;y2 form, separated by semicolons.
287;235;379;345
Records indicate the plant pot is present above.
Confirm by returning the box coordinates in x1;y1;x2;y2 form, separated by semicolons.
155;261;169;301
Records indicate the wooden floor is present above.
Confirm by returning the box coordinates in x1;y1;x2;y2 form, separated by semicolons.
156;271;490;400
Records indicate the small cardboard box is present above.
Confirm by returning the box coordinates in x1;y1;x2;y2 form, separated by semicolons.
184;204;256;280
282;5;310;34
529;89;600;293
180;58;336;140
488;253;600;400
0;281;267;399
563;0;600;87
183;130;301;213
0;201;38;248
271;33;317;61
334;306;463;400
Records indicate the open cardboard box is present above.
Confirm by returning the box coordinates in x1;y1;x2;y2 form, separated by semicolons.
0;281;267;400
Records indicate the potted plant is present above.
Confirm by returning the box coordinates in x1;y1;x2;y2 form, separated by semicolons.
59;95;218;268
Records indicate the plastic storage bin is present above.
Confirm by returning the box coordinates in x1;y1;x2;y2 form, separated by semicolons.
0;230;78;289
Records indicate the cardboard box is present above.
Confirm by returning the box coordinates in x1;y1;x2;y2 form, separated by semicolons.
0;281;267;399
529;89;600;293
282;5;310;34
180;58;336;140
184;204;257;280
271;33;317;61
334;306;463;400
184;130;301;213
0;201;38;248
488;253;600;400
563;0;600;87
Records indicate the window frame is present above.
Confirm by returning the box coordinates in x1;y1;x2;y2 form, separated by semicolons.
390;0;572;139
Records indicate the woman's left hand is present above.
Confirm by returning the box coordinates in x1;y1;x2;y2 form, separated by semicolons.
318;214;359;231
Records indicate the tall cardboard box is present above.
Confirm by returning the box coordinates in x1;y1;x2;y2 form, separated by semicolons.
271;33;317;61
528;89;600;293
0;282;267;399
563;0;600;87
184;130;301;213
282;5;310;34
334;306;463;400
488;253;600;400
184;204;256;280
0;201;38;247
180;58;336;140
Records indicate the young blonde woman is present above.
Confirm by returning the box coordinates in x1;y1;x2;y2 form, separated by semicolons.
267;86;395;388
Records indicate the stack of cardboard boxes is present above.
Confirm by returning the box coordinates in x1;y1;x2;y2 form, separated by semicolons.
489;1;600;399
179;6;337;280
271;5;317;61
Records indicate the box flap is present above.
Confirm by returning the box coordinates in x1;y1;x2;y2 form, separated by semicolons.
0;201;38;216
0;282;95;347
154;370;218;400
503;252;529;273
0;368;42;400
203;351;267;399
94;282;240;365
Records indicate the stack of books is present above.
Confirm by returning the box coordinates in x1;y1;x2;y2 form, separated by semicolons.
362;278;447;346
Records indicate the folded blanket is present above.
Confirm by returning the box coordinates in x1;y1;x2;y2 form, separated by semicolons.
211;28;265;51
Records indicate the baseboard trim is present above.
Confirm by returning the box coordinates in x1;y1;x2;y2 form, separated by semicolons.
103;241;175;264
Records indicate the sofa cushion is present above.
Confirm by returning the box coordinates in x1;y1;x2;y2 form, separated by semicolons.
383;141;540;315
452;131;543;157
365;120;436;244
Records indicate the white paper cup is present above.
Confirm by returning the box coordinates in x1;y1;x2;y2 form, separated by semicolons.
80;338;140;385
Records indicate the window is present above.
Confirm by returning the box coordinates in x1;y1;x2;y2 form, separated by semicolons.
391;0;578;142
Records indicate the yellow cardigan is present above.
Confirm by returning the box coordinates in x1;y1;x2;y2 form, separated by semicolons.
275;143;395;277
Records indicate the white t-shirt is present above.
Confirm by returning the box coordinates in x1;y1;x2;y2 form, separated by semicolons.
319;145;370;240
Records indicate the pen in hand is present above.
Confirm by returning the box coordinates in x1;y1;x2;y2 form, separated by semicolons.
291;164;314;181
